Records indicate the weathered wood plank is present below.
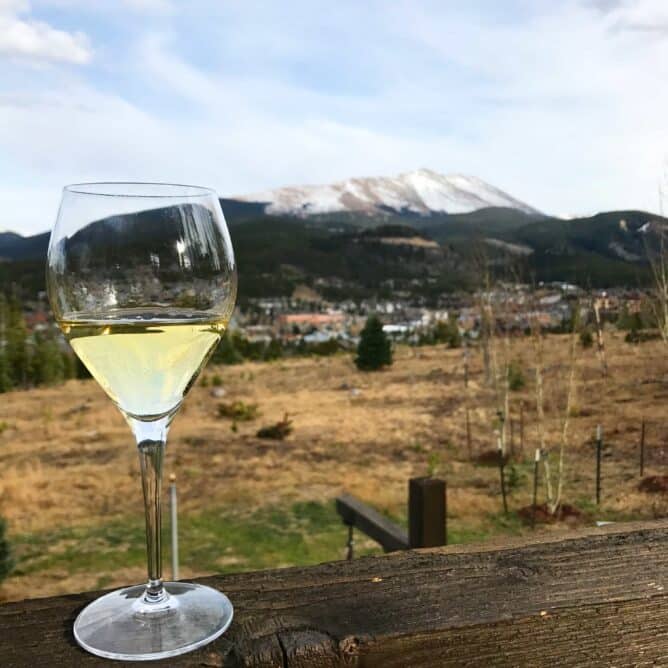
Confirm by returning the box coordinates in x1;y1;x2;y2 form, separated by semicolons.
2;520;668;667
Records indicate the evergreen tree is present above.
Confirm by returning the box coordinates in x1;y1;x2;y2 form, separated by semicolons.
0;294;6;348
616;306;642;332
355;315;392;371
5;299;28;387
62;351;77;380
32;334;65;385
580;328;594;348
507;359;526;391
0;295;9;392
0;516;13;584
0;294;75;389
433;318;462;348
211;332;244;365
263;338;284;361
0;351;12;393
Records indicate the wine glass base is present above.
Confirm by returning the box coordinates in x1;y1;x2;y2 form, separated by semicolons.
73;581;233;661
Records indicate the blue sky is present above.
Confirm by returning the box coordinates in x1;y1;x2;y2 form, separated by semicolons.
1;0;668;234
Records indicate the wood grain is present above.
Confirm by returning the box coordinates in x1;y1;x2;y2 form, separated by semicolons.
2;520;668;667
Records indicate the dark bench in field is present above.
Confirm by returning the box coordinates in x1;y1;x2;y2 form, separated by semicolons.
2;519;668;666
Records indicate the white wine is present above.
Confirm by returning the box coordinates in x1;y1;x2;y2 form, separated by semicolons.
61;315;227;420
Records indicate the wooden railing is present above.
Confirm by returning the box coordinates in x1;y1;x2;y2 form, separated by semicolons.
2;519;668;666
335;476;447;555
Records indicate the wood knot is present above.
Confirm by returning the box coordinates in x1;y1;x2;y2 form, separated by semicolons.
340;636;360;655
495;555;540;581
200;650;224;667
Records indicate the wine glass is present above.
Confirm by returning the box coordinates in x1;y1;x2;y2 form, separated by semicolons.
46;183;237;661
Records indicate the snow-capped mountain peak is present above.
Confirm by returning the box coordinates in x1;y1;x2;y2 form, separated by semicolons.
235;169;539;217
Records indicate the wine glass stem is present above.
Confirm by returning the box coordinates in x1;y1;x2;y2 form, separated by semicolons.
137;433;166;602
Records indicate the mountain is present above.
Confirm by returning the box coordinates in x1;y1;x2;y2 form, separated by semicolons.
0;231;50;261
235;168;540;218
1;207;665;299
232;219;471;300
1;173;665;302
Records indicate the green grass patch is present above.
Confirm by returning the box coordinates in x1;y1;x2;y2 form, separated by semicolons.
378;504;527;547
8;500;532;586
9;501;382;581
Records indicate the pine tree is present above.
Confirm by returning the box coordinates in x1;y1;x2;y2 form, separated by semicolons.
211;332;244;365
6;299;28;387
433;318;462;348
355;315;392;371
32;334;65;385
0;516;13;584
0;296;13;392
263;338;283;361
62;351;77;380
0;294;6;348
0;351;13;393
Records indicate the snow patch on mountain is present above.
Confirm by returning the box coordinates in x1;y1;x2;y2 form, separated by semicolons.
236;168;539;217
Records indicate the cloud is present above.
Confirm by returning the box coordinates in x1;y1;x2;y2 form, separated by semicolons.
588;0;668;34
1;1;668;234
38;0;174;15
121;0;174;12
0;0;91;64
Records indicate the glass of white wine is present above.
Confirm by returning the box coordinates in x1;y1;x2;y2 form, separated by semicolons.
46;183;237;661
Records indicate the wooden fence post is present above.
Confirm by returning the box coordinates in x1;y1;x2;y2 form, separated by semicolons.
519;401;525;456
464;346;471;460
596;425;602;506
408;477;446;548
497;434;508;515
463;347;469;389
531;448;540;529
640;420;645;478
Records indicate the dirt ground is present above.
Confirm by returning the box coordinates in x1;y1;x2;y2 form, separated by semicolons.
1;331;668;600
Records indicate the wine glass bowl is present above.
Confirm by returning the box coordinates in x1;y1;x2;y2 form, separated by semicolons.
48;183;236;321
47;183;237;661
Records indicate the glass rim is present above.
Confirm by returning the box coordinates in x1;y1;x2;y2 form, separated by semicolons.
63;182;217;199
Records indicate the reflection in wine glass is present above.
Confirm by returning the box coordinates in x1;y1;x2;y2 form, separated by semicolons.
47;183;237;661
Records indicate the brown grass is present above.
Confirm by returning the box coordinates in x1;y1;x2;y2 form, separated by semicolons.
0;332;667;598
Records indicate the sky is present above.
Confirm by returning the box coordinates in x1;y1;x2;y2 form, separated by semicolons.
1;0;668;235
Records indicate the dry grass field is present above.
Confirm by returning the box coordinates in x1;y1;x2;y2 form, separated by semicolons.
2;331;668;602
